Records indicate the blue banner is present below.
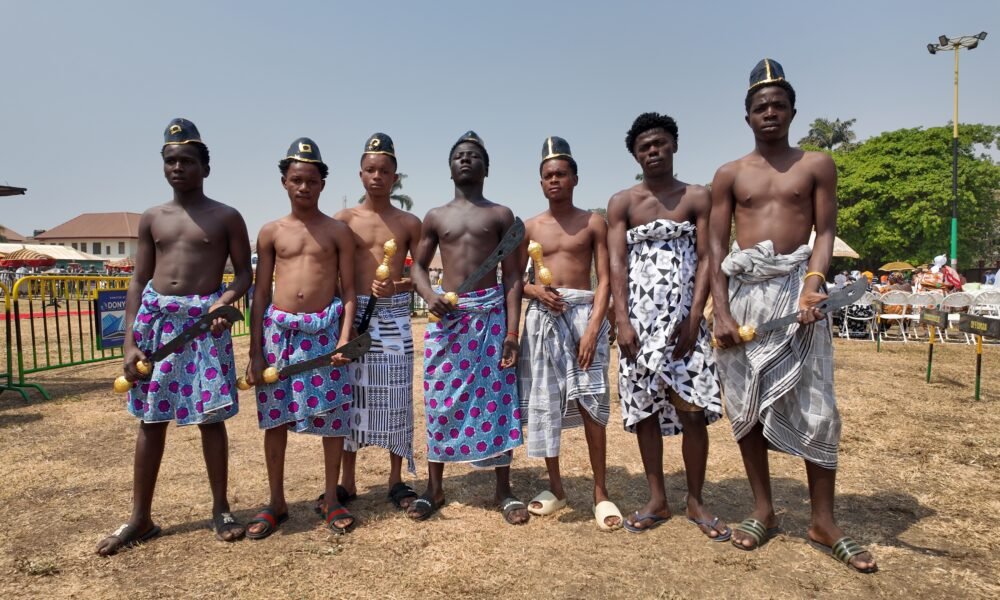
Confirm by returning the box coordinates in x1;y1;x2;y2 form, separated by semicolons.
95;290;128;349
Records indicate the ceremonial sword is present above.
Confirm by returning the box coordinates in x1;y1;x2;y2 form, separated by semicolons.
433;217;525;317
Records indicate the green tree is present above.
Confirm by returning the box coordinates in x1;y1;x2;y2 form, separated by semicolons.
799;118;857;150
358;173;413;211
835;124;1000;268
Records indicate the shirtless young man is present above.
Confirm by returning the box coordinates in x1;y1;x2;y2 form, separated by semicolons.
608;113;727;538
97;118;252;555
408;131;529;525
244;138;358;537
335;133;423;511
518;137;620;530
709;59;876;572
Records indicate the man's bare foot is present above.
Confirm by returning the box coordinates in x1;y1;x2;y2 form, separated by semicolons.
686;494;730;541
623;499;671;533
731;510;779;550
808;522;878;573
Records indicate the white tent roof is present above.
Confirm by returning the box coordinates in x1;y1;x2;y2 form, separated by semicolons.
0;243;102;261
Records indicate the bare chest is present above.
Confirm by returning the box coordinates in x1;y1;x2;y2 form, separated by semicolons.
733;166;814;209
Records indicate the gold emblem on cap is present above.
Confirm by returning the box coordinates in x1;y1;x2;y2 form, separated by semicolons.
169;124;182;135
299;142;312;154
369;138;381;150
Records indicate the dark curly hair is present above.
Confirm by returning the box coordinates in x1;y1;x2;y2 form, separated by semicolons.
278;158;330;180
160;142;210;168
625;112;679;155
744;80;797;113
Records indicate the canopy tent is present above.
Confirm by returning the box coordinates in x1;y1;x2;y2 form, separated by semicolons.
808;231;859;259
0;247;56;268
879;261;916;272
107;256;134;272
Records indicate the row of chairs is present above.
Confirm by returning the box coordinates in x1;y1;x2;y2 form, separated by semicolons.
839;289;1000;344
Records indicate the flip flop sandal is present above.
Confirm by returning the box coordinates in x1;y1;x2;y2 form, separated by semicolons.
731;518;780;551
387;482;418;510
527;490;567;516
499;497;530;525
623;512;670;534
314;485;357;515
687;516;733;542
323;503;356;535
246;508;289;540
100;523;161;555
593;500;624;532
212;512;245;542
809;536;878;573
407;495;445;521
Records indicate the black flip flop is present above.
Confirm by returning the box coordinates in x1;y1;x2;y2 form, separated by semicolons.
407;495;445;521
212;511;245;542
246;507;289;540
387;482;418;510
98;523;161;556
499;497;530;525
314;485;357;515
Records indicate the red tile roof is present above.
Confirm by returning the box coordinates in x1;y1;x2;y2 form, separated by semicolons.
34;212;142;240
0;226;27;242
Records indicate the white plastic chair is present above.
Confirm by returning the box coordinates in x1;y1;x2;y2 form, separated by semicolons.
940;292;974;344
972;290;1000;317
906;292;942;341
840;292;877;341
877;291;910;343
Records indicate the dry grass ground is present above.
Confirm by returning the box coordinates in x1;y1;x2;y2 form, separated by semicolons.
0;319;998;599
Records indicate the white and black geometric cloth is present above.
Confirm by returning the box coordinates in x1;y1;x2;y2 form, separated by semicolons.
716;240;841;469
345;292;415;474
619;219;722;436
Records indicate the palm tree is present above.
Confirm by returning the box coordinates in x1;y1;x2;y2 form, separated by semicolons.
358;173;413;211
798;118;857;150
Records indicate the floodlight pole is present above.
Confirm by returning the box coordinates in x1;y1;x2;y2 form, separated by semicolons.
928;32;987;271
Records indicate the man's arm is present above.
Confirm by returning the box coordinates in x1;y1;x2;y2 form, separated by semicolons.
336;222;357;346
578;213;610;370
122;211;155;380
219;207;253;303
672;188;712;360
246;224;276;383
607;191;638;361
411;209;450;317
708;163;741;347
499;208;524;370
799;153;838;323
393;214;423;294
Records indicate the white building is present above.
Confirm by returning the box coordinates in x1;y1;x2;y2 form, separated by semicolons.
33;212;141;260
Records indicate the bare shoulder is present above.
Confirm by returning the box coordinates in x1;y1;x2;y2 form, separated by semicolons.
387;206;422;229
801;149;836;171
684;183;711;210
586;209;608;233
333;206;358;223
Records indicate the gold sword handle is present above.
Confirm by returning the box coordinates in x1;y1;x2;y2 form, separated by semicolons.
711;324;757;348
375;239;397;282
527;240;552;286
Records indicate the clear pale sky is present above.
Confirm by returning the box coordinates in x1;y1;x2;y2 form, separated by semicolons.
2;1;997;241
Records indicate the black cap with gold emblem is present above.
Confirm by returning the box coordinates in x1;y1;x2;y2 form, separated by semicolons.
449;130;489;168
541;136;573;164
163;118;203;147
285;137;325;165
363;132;396;158
748;58;787;92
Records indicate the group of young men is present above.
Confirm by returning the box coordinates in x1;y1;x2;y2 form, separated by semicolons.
96;58;876;574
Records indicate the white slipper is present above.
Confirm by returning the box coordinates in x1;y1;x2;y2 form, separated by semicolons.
593;500;624;531
527;490;567;516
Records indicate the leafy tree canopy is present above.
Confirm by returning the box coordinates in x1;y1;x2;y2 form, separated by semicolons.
834;124;1000;268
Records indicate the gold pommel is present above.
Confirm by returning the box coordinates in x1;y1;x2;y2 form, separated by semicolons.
527;240;553;286
135;360;151;376
375;239;397;281
113;376;132;394
263;367;279;384
236;377;251;391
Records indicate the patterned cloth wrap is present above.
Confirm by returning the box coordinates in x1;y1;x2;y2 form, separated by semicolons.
423;285;522;467
127;282;237;426
255;299;352;436
346;292;416;474
716;240;841;469
519;288;611;458
619;219;722;435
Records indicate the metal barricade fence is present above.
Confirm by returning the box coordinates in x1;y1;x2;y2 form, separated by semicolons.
0;281;19;398
8;275;250;400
